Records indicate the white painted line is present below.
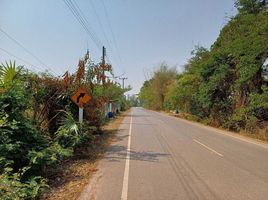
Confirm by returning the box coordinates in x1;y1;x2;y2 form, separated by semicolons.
121;112;133;200
152;110;268;149
193;139;223;157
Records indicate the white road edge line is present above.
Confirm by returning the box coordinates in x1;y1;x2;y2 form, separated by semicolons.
193;139;223;157
152;110;268;149
121;112;133;200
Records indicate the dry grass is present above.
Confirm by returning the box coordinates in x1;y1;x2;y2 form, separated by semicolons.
240;126;268;142
164;111;268;143
41;110;129;200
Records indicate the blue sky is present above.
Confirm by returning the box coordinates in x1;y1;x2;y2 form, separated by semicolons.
0;0;236;94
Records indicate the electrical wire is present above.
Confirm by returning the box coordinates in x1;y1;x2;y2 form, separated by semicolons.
73;0;106;49
71;0;103;49
88;0;116;63
63;0;103;50
63;0;124;80
100;0;122;65
0;27;58;75
0;47;44;72
99;0;125;76
63;0;121;76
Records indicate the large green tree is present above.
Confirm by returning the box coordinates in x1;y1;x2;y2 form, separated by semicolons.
139;63;177;110
235;0;267;14
140;1;268;135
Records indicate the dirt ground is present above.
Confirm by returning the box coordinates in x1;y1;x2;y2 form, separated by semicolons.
41;110;129;200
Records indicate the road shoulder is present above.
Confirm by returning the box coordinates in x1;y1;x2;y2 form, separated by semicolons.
41;110;130;200
79;110;131;200
150;109;268;148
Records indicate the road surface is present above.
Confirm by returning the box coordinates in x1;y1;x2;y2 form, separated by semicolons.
79;107;268;200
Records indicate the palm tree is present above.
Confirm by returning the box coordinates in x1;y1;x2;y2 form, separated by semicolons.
0;60;19;84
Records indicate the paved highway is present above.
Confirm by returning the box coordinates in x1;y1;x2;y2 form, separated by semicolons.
79;107;268;200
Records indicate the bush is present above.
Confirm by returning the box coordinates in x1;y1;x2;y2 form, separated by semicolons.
223;108;247;131
0;84;48;171
245;116;259;133
179;112;200;122
0;53;126;198
0;166;47;200
54;112;95;149
28;143;73;172
0;69;75;199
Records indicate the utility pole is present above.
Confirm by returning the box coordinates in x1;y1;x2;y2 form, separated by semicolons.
102;46;106;65
102;46;106;83
119;77;128;89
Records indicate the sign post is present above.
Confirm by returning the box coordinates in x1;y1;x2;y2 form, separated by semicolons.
71;86;91;122
79;107;83;122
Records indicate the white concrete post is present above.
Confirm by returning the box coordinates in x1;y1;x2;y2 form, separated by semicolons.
79;107;83;122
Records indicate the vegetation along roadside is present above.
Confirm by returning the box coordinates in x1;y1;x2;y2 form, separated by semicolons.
0;50;131;199
139;0;268;141
41;110;129;200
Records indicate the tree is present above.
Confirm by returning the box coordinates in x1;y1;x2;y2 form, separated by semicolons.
235;0;268;14
139;63;178;110
139;3;268;135
139;79;155;109
151;63;177;109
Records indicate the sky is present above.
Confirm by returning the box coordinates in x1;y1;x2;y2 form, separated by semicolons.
0;0;237;94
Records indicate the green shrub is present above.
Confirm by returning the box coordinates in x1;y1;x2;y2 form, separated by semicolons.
0;166;47;200
245;116;259;133
248;87;268;121
28;143;73;171
224;108;247;131
0;87;47;171
55;112;95;149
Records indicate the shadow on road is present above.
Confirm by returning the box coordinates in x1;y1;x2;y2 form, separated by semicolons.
120;122;154;126
104;144;169;163
123;114;151;118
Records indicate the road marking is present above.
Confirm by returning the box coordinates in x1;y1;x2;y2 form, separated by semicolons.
151;110;268;149
121;112;133;200
193;139;223;157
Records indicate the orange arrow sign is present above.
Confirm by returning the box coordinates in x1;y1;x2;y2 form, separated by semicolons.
71;86;91;107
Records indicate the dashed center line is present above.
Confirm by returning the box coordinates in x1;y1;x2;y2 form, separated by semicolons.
121;112;133;200
193;139;223;157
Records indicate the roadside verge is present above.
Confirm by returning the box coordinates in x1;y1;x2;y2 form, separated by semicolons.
41;110;129;200
150;109;268;147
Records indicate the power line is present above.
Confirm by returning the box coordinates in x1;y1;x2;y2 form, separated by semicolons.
0;27;58;75
63;0;99;47
63;0;122;77
100;0;125;75
73;0;106;49
100;0;123;65
88;0;111;47
72;0;103;49
63;0;103;50
88;0;118;65
0;47;44;72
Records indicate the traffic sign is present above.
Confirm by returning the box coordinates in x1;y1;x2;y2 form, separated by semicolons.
71;86;91;107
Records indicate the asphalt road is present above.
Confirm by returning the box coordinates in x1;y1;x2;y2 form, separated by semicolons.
79;107;268;200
